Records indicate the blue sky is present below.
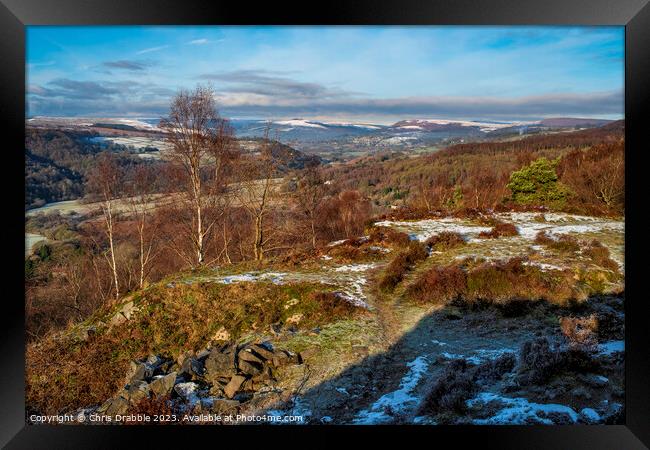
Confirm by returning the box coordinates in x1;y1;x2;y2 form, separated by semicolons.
26;26;624;123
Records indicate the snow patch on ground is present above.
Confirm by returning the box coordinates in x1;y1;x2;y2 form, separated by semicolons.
472;348;517;361
217;272;286;285
369;245;391;253
580;408;601;423
598;340;624;356
375;218;492;242
334;263;377;272
496;212;624;240
467;392;579;425
522;261;564;271
354;356;429;424
204;263;377;310
335;387;349;396
335;291;370;309
441;348;516;365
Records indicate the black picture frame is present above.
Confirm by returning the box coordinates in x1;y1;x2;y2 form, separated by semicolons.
2;0;648;447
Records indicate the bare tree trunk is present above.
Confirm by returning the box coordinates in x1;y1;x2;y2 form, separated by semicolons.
254;214;264;261
196;200;204;265
105;200;120;300
139;222;145;289
222;222;231;264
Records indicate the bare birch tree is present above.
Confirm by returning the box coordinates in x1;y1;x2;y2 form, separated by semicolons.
235;126;286;261
160;84;236;267
294;165;327;249
125;164;159;289
87;153;122;300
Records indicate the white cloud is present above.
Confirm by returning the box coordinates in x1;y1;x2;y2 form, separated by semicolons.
136;45;169;55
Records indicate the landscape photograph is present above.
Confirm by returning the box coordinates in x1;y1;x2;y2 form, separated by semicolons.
25;25;625;425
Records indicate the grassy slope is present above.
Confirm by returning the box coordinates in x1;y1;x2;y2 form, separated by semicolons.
26;271;375;415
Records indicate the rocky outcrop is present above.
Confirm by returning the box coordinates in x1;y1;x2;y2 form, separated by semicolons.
94;341;303;418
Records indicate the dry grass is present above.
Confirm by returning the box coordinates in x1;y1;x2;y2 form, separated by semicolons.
465;258;576;304
478;221;519;239
534;231;580;253
406;257;581;306
559;314;599;348
419;359;476;415
125;395;179;425
326;245;367;262
26;279;365;415
26;329;133;417
378;242;428;292
516;337;599;385
366;226;412;248
419;353;516;417
425;231;466;251
323;227;412;263
406;265;467;304
583;240;619;271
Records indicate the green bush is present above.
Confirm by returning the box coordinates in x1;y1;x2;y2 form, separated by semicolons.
507;157;571;207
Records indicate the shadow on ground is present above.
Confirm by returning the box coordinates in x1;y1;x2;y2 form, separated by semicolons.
258;294;625;425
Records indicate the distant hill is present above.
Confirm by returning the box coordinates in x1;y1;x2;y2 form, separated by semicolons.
27;115;619;155
538;118;612;128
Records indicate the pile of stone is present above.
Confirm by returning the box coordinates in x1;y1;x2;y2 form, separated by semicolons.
96;341;303;417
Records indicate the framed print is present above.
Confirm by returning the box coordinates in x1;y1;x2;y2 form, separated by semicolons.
2;0;649;447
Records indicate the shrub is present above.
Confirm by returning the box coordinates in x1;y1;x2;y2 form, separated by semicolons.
310;291;362;317
406;265;467;304
507;157;571;207
378;242;427;291
366;226;411;248
402;241;427;262
378;253;410;292
516;336;599;386
533;231;553;245
474;353;517;382
478;221;519;239
583;240;619;271
517;337;564;384
421;353;518;417
426;232;466;251
37;244;52;261
466;258;575;304
593;309;624;341
406;257;578;306
534;231;580;253
559;314;598;348
327;245;365;262
419;359;476;415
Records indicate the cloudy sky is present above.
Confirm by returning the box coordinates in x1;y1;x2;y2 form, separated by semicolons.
27;26;624;123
